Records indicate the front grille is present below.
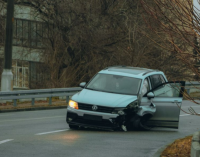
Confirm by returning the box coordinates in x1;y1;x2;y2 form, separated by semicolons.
67;112;119;129
78;103;114;113
74;116;112;127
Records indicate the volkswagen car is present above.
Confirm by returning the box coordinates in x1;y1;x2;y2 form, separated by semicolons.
66;66;185;131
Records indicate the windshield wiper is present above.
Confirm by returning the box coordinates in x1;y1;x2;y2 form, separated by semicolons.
86;88;133;95
86;88;107;93
85;87;96;91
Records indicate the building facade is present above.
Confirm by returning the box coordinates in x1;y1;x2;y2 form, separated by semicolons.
0;2;48;89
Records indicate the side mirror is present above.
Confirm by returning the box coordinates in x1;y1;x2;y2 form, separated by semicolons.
147;92;155;99
79;82;86;88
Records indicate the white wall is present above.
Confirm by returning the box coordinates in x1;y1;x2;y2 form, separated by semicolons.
14;5;42;21
1;3;42;21
0;46;43;62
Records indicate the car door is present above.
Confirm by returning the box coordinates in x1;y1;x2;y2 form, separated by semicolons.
141;81;185;129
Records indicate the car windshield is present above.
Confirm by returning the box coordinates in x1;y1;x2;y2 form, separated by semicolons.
86;73;141;95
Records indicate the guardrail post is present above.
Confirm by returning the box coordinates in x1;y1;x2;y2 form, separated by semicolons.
13;99;17;107
66;96;69;104
0;87;82;108
187;89;190;95
49;97;52;105
32;98;35;106
191;131;200;157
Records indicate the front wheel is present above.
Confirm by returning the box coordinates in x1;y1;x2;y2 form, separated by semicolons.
69;124;79;130
139;114;152;131
129;115;152;131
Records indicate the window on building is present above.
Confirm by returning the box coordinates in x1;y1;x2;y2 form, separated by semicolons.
13;18;46;48
23;20;29;46
12;60;29;88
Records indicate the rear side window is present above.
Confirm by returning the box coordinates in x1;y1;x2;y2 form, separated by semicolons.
160;75;166;83
150;75;162;89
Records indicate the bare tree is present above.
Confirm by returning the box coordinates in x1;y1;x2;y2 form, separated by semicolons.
117;0;191;81
10;0;193;89
140;0;200;115
141;0;200;78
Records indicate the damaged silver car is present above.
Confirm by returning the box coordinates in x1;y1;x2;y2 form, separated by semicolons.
66;66;185;131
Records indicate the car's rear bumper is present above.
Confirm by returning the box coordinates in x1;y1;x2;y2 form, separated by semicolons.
66;106;119;130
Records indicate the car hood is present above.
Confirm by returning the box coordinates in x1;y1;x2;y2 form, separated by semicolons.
72;89;138;108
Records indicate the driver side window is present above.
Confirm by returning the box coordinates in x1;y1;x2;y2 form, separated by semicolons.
141;78;150;96
153;83;182;97
150;75;163;89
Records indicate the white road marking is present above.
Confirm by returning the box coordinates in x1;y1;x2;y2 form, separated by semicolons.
180;114;191;116
36;129;69;135
0;139;13;145
182;106;200;108
0;114;13;117
0;116;65;123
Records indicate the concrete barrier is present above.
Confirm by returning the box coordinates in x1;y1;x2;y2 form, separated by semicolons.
191;131;200;157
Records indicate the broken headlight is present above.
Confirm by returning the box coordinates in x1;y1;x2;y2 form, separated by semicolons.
112;108;126;115
127;101;139;109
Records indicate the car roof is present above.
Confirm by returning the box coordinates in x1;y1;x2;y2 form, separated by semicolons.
98;66;162;79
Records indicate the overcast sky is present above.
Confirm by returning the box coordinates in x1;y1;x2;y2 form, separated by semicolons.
194;0;200;10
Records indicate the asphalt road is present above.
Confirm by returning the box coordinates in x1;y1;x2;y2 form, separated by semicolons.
0;100;199;157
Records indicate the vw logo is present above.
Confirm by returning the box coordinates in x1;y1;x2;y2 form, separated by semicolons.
92;105;98;111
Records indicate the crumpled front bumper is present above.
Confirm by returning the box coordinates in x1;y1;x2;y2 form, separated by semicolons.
66;106;120;130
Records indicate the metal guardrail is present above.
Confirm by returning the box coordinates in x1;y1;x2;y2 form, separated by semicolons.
0;87;82;106
185;81;200;87
0;81;199;107
185;82;200;96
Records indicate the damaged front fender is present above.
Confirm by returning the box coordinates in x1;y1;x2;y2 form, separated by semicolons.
134;103;156;130
115;102;157;131
137;104;156;117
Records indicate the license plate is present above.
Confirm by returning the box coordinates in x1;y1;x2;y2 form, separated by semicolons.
83;114;102;121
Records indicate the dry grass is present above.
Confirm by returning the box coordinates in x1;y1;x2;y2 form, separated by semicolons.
183;92;200;100
190;92;200;98
161;136;192;157
0;99;68;110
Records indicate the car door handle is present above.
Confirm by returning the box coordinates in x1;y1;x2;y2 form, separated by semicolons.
173;100;179;103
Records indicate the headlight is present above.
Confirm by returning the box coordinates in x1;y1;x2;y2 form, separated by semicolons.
69;100;78;109
127;101;138;109
112;108;126;115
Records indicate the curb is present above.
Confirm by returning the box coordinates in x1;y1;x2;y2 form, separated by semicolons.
191;131;200;157
152;141;174;157
0;105;68;113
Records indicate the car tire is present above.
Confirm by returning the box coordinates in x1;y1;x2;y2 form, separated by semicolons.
130;115;152;131
69;124;79;130
129;115;141;130
139;122;151;131
139;114;152;131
